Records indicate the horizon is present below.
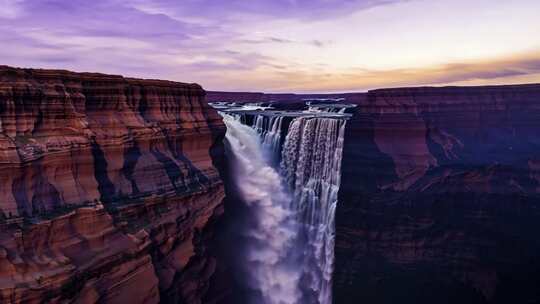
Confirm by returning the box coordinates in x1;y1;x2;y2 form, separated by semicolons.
1;0;540;93
4;63;540;95
4;64;540;96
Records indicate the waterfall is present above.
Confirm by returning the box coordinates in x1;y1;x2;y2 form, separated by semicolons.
252;115;285;158
280;117;347;304
221;110;347;304
222;114;301;304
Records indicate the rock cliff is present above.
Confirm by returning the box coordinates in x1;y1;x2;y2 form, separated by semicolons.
0;66;226;304
335;84;540;304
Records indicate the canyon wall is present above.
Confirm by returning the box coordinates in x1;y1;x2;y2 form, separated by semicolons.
208;84;540;303
0;66;226;304
335;84;540;304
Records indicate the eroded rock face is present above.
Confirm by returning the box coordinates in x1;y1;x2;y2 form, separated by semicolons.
206;85;540;303
0;66;226;304
335;84;540;304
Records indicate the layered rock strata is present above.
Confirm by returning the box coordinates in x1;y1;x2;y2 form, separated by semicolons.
335;84;540;304
0;66;226;304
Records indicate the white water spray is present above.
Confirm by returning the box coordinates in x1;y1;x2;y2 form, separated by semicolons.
222;114;301;304
221;107;348;304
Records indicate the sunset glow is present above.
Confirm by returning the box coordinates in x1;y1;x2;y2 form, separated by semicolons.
1;0;539;92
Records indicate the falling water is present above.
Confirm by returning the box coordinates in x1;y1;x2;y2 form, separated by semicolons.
281;117;347;304
222;114;301;304
220;106;348;304
252;115;285;163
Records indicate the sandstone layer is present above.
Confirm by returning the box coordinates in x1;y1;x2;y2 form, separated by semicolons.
335;84;540;304
0;66;226;304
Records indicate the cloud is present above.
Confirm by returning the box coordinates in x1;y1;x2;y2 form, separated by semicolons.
239;37;330;48
1;0;538;92
0;0;24;19
310;40;331;48
264;52;540;92
0;0;278;82
124;0;404;21
239;37;295;45
391;54;540;85
10;0;213;44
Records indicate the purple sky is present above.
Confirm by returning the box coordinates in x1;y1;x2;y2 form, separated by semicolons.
1;0;539;92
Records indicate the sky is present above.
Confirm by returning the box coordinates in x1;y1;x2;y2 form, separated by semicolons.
1;0;539;93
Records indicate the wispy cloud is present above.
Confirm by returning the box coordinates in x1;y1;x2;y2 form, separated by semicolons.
310;40;331;48
0;0;276;81
0;0;539;92
239;37;295;45
0;0;25;19
266;52;540;92
239;37;331;48
124;0;404;21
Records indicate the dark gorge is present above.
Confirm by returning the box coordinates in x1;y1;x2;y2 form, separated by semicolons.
1;66;540;304
209;85;540;304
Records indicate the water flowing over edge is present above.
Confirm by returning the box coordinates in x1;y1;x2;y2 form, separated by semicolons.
220;110;348;304
280;117;347;304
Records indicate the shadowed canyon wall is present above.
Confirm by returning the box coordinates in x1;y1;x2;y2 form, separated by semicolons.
209;84;540;304
0;66;226;304
336;85;540;304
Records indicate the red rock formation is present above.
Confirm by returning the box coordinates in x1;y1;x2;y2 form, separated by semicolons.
335;84;540;304
0;66;226;304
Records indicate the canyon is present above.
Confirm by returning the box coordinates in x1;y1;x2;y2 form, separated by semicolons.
1;66;540;304
211;84;540;303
